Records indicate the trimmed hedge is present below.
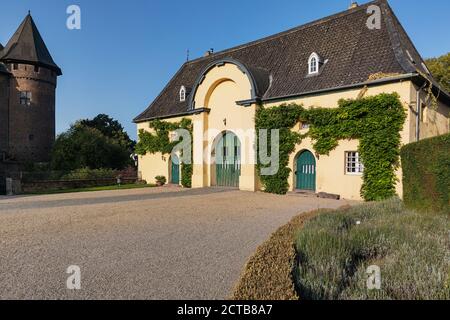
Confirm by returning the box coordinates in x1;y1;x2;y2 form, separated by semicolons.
401;133;450;213
231;209;330;300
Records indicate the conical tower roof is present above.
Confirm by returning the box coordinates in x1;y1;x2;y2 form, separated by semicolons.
0;13;61;75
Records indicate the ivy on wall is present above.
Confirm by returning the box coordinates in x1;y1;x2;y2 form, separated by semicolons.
255;104;305;195
135;118;193;188
256;93;407;201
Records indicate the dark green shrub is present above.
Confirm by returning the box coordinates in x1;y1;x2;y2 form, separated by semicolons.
61;168;118;180
155;175;167;185
401;133;450;213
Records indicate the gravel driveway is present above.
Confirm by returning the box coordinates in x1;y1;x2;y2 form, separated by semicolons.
0;187;352;299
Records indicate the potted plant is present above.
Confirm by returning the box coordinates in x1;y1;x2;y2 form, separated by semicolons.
155;175;166;187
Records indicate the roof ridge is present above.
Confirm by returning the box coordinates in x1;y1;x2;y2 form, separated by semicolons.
186;0;380;64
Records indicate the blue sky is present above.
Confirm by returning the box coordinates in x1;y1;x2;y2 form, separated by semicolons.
1;0;449;140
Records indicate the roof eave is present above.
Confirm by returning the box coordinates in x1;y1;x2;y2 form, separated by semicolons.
133;107;211;124
262;73;420;103
1;58;62;76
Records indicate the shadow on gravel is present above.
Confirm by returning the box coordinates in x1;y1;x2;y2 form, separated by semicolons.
0;187;234;211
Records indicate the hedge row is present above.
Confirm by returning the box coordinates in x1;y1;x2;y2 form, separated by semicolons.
400;133;449;213
231;209;329;300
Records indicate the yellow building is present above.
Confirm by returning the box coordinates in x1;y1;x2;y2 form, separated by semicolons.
134;0;450;200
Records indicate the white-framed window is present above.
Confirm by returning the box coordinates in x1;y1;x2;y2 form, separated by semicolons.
19;91;32;106
179;86;186;102
345;151;364;175
308;52;320;75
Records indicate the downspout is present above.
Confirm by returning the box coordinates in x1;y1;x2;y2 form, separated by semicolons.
415;83;427;142
7;74;11;157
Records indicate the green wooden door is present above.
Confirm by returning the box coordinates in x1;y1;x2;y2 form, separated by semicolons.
171;155;180;184
296;151;316;191
216;132;241;188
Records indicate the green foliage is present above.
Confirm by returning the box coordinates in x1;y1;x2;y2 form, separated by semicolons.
401;133;450;213
155;175;167;185
295;199;450;300
61;168;118;180
51;124;131;171
425;53;450;93
78;114;136;153
256;93;406;200
135;118;193;188
255;104;304;194
181;161;193;188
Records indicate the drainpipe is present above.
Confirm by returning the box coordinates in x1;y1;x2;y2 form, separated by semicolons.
415;83;427;142
7;75;11;155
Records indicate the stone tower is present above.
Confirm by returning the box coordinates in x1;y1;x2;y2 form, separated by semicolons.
0;13;62;163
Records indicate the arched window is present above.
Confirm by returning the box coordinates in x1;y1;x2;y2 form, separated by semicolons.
308;53;320;75
179;86;186;102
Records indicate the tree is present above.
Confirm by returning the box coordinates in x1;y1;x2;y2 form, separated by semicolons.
51;116;133;171
78;114;135;152
425;53;450;93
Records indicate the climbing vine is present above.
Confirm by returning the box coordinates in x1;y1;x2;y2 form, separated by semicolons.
255;104;305;195
135;118;193;188
256;93;407;201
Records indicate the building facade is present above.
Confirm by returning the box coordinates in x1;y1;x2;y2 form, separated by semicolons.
0;14;62;164
134;0;450;200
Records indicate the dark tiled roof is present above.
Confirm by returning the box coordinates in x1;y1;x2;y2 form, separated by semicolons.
0;14;62;75
0;62;10;75
134;0;447;122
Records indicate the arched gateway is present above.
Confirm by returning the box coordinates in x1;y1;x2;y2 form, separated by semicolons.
212;131;241;188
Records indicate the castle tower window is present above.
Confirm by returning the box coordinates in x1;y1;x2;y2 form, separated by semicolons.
19;91;32;106
13;63;19;70
180;86;186;102
34;65;40;73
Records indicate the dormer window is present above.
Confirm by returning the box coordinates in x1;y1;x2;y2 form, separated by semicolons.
179;86;186;102
308;52;320;75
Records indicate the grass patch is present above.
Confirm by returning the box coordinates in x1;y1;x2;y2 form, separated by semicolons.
28;183;155;195
231;209;331;300
295;198;450;300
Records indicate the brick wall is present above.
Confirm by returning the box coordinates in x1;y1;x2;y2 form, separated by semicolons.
7;63;57;162
0;73;9;154
21;178;138;194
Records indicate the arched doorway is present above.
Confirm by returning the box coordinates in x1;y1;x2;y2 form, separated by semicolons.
295;150;316;191
213;131;241;187
171;154;180;184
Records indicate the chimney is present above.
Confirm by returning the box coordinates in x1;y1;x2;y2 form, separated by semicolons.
349;2;358;9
